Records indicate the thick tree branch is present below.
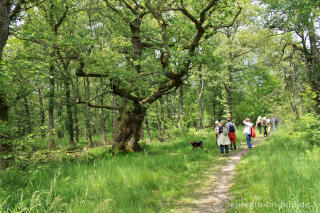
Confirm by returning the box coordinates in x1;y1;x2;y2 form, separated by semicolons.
77;99;119;111
55;4;69;34
75;61;108;77
199;0;218;24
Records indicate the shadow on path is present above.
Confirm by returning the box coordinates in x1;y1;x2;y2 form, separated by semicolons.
175;136;265;213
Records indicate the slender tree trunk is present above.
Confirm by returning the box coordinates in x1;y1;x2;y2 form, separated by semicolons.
159;97;166;135
166;95;171;119
112;101;146;152
57;90;64;139
23;96;32;134
212;89;217;125
307;22;320;114
73;77;80;143
226;53;233;118
38;88;45;127
64;77;74;146
197;74;205;130
99;78;106;145
48;51;56;150
112;94;117;128
155;101;162;137
84;77;93;147
179;87;184;127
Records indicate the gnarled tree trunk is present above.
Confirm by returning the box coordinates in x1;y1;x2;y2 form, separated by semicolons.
112;101;146;152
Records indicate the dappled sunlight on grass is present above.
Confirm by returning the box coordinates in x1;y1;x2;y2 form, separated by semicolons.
0;130;226;212
228;127;320;213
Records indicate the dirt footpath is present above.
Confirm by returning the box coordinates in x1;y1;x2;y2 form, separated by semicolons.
176;137;264;213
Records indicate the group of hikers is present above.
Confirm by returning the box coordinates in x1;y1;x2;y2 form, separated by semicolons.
214;116;279;156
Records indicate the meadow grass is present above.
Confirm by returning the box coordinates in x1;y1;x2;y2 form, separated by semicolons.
1;129;248;213
228;127;320;213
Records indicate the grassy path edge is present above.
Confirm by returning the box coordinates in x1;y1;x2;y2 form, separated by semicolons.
175;136;265;213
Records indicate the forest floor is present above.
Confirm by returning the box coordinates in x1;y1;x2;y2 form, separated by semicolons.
175;135;265;213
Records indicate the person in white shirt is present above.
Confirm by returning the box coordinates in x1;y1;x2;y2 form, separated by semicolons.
214;121;220;148
266;117;271;134
243;117;253;149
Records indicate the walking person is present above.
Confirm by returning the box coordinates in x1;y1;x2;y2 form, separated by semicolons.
214;121;220;148
226;117;237;150
273;116;278;131
256;116;262;135
266;117;271;134
243;118;253;149
217;120;231;156
262;117;268;137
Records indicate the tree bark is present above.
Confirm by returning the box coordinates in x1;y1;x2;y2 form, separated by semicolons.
197;73;205;130
159;97;166;135
144;111;151;139
57;88;64;139
0;0;10;122
155;100;162;137
38;87;45;127
112;94;117;128
178;87;184;127
64;76;74;146
0;0;9;60
73;77;80;143
307;21;320;114
84;77;93;147
0;93;8;122
226;62;233;118
99;78;106;145
112;101;146;152
48;51;56;150
166;95;171;120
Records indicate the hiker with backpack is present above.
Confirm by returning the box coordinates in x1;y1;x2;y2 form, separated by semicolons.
256;116;262;135
243;118;253;149
226;117;237;150
217;120;231;156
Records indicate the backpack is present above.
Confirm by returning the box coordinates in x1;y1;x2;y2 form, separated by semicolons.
229;123;235;132
223;126;229;136
251;126;256;137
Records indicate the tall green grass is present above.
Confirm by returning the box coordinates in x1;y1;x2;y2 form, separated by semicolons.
228;118;320;212
0;130;233;212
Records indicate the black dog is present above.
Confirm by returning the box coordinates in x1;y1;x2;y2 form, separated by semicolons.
190;140;204;149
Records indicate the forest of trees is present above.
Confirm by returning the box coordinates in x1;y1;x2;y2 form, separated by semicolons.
0;0;319;162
